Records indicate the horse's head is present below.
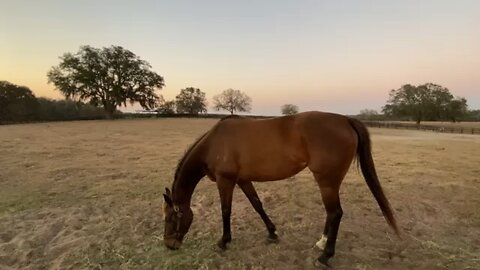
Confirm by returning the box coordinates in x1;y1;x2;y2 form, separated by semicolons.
162;188;193;250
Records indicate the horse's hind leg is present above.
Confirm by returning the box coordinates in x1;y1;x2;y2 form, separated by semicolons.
238;181;278;242
313;173;344;267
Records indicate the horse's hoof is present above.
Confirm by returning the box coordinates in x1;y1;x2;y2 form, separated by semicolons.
267;234;279;244
217;240;228;251
313;259;329;269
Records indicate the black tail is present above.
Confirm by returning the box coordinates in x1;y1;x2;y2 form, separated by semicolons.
348;117;400;235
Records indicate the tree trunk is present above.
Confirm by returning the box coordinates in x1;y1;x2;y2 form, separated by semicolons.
415;112;422;125
104;103;116;119
105;110;114;119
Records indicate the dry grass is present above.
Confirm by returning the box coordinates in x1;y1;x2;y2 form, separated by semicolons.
0;118;479;269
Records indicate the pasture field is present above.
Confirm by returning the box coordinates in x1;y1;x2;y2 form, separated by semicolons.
1;118;479;269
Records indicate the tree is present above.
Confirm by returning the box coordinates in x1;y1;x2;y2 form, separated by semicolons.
358;109;379;120
35;98;105;121
213;89;252;114
281;104;299;115
156;100;176;115
47;45;164;118
359;109;378;116
465;109;480;121
382;83;468;124
446;97;468;122
0;81;38;122
175;87;207;115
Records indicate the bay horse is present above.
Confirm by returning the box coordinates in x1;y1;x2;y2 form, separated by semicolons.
162;111;399;267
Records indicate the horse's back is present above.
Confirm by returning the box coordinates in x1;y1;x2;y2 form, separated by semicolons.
204;114;304;180
203;111;358;181
209;111;356;151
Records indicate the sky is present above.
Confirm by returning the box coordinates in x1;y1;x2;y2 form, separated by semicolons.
1;0;479;115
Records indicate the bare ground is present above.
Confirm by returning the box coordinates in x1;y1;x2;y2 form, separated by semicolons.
0;118;479;269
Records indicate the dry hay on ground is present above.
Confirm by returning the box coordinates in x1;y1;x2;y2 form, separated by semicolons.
0;119;479;269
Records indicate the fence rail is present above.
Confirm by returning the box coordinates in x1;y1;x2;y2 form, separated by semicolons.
362;121;480;135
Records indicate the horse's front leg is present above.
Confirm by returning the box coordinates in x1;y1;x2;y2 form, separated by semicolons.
216;176;236;250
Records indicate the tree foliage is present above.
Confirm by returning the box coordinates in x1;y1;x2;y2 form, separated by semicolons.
156;100;176;115
465;110;480;121
47;45;164;118
175;87;207;115
213;89;252;114
382;83;468;124
357;109;382;120
0;81;106;123
0;81;38;122
281;104;299;115
35;98;106;121
446;98;468;122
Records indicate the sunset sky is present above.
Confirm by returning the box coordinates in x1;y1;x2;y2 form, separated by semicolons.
1;0;479;115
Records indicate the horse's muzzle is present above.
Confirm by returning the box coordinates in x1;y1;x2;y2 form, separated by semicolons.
164;238;182;250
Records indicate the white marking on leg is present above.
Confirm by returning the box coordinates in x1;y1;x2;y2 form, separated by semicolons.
315;234;328;250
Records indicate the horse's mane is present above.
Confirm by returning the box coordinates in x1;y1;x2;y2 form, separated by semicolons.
173;115;242;182
174;131;209;182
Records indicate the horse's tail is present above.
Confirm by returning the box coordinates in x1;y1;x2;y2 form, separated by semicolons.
347;117;400;235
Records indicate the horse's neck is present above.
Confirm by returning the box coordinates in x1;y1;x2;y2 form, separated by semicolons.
172;151;205;205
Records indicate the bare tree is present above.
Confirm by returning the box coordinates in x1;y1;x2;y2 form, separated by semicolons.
213;89;251;114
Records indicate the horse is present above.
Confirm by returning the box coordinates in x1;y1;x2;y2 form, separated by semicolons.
162;111;399;267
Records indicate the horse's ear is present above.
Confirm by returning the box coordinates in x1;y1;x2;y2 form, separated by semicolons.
165;188;171;197
163;193;173;207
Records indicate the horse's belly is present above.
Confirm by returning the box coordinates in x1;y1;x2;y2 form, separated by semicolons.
240;160;307;182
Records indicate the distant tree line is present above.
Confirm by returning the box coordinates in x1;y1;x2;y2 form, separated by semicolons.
357;83;478;123
2;44;478;124
1;81;106;124
44;45;256;118
155;88;253;116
